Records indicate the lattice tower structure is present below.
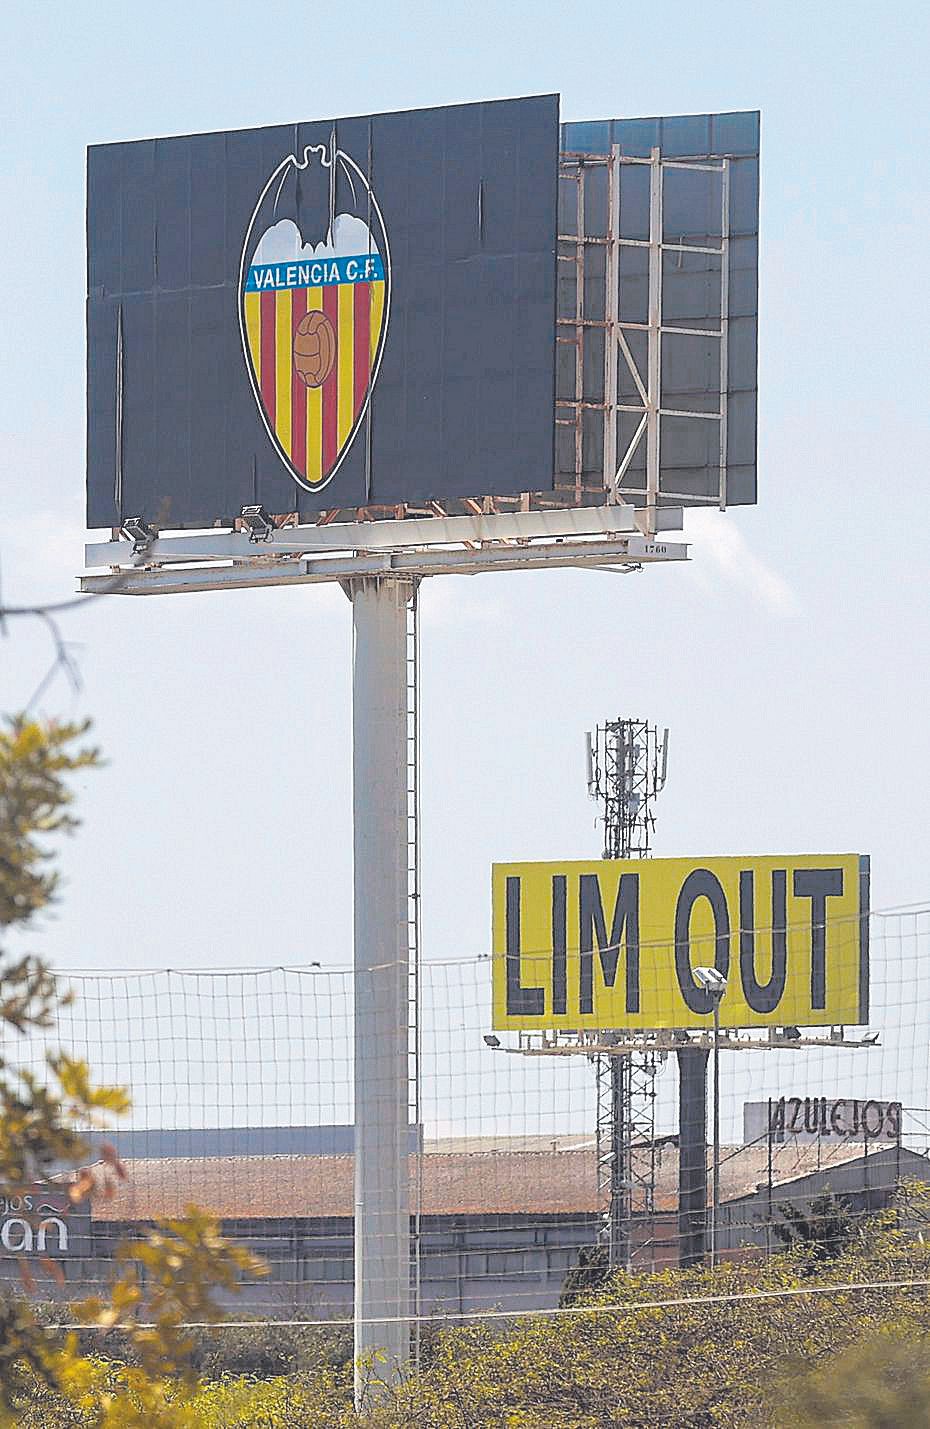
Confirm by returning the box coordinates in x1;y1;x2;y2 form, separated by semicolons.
587;719;668;1270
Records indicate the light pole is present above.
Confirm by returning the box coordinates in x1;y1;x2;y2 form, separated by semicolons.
694;967;727;1267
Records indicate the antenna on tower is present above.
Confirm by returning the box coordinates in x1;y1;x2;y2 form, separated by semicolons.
658;727;669;792
584;730;596;796
586;718;670;859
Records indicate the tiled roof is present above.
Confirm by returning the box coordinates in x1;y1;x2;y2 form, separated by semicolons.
87;1139;870;1222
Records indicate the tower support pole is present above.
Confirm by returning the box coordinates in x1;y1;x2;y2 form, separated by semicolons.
347;575;416;1407
677;1045;709;1267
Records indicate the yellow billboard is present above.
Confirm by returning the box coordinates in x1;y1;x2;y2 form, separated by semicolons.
492;854;869;1031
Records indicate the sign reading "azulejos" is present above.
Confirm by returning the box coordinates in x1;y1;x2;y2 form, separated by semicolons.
492;855;869;1031
743;1097;901;1145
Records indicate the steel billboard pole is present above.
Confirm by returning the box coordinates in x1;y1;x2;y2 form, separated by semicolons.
692;969;726;1267
711;996;721;1266
676;1045;708;1267
348;575;416;1407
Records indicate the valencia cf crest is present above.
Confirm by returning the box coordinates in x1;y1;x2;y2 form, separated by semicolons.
238;137;391;493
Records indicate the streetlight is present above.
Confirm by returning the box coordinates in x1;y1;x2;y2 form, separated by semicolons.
694;966;727;1267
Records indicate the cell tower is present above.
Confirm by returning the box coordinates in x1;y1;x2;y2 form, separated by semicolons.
585;719;669;1269
585;720;668;860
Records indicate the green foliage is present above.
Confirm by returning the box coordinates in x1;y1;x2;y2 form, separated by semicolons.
0;1052;130;1194
0;717;116;1191
10;1367;328;1428
0;715;268;1426
350;1199;930;1428
183;1321;351;1381
73;1207;268;1385
559;1242;610;1307
0;715;99;932
41;1316;351;1384
772;1189;860;1265
11;1198;930;1426
785;1334;930;1427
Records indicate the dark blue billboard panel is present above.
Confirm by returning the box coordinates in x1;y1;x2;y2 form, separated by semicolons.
86;96;559;530
558;111;759;508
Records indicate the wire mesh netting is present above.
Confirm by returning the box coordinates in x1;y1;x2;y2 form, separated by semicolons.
2;907;929;1321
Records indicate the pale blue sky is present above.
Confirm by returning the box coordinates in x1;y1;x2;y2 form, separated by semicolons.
1;0;928;990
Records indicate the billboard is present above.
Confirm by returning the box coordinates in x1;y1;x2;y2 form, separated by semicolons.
86;95;560;529
744;1098;901;1146
492;854;868;1032
86;100;759;535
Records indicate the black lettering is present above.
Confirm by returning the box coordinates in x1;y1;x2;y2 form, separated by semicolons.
505;876;544;1017
888;1103;901;1139
674;869;730;1014
788;1097;803;1133
862;1100;884;1137
579;873;640;1015
739;869;788;1013
769;1097;786;1136
830;1099;846;1135
804;1098;819;1134
551;875;567;1016
793;867;844;1010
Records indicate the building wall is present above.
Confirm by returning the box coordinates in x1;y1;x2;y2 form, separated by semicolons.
718;1145;918;1254
75;1211;603;1314
12;1148;924;1305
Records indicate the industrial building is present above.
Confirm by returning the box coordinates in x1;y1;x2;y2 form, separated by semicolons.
9;1129;924;1311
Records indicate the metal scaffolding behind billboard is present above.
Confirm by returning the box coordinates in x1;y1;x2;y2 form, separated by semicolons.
557;146;733;521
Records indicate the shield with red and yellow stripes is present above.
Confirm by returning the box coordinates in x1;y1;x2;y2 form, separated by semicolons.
239;141;390;494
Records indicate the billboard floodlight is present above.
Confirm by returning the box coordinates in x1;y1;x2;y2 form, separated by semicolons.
239;505;275;543
119;517;156;556
693;966;727;997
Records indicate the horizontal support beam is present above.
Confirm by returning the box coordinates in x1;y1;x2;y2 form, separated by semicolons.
503;1036;877;1055
85;504;684;568
618;156;726;173
617;404;722;421
78;535;689;597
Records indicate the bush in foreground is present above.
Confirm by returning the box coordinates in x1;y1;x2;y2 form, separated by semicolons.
13;1196;930;1427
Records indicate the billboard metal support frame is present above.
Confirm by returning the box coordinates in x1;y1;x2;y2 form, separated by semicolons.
557;147;732;527
81;504;685;592
615;151;732;517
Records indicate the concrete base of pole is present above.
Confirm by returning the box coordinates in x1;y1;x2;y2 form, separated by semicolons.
348;576;415;1409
